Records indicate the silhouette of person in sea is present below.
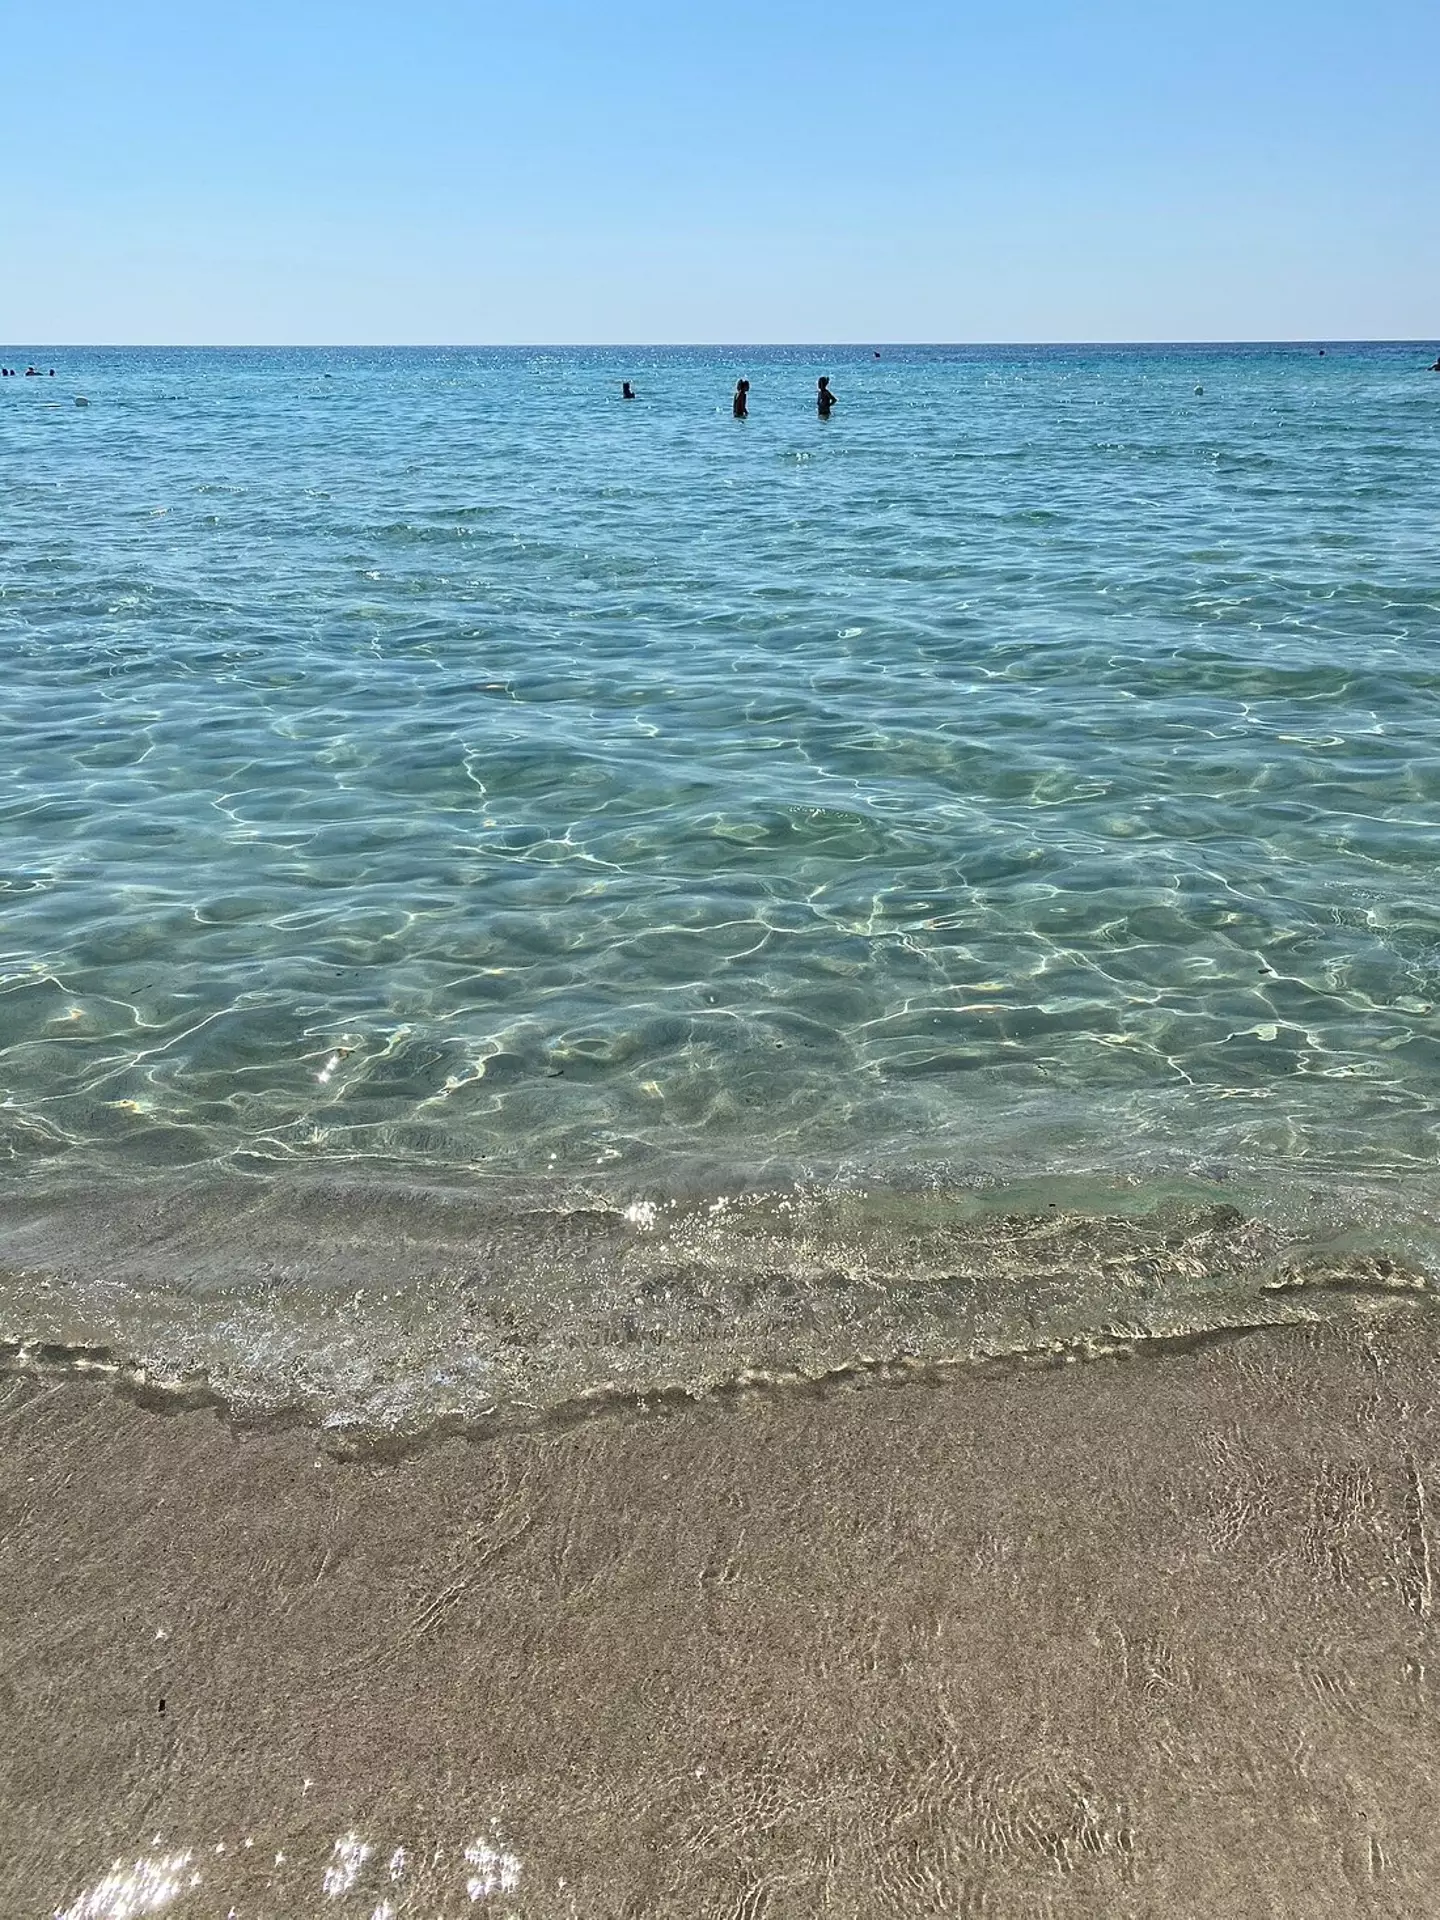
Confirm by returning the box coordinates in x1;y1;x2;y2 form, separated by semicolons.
622;381;636;399
816;375;836;418
1430;356;1440;372
733;378;750;418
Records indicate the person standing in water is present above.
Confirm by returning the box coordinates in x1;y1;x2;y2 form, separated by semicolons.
621;381;636;399
732;378;750;418
816;375;836;418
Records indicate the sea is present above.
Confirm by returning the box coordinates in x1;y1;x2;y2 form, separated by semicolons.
3;342;1439;1437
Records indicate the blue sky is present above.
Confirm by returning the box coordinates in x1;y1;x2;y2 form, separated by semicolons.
6;0;1436;343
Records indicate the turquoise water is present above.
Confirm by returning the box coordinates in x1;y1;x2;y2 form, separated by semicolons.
3;344;1439;1424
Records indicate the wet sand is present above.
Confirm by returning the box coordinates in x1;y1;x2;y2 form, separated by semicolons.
6;1312;1440;1919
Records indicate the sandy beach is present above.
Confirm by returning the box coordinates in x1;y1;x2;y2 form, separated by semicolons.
5;1307;1440;1918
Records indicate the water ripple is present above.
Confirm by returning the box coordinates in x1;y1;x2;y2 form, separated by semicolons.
2;344;1438;1200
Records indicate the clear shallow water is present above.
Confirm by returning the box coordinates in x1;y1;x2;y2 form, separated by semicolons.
3;344;1440;1425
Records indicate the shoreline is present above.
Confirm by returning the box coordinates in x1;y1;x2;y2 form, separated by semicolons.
7;1313;1440;1917
5;1165;1438;1441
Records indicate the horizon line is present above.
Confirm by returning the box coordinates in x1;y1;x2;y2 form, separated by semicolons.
3;337;1435;352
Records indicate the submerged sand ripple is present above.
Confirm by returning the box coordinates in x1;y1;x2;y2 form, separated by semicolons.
5;1316;1440;1916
